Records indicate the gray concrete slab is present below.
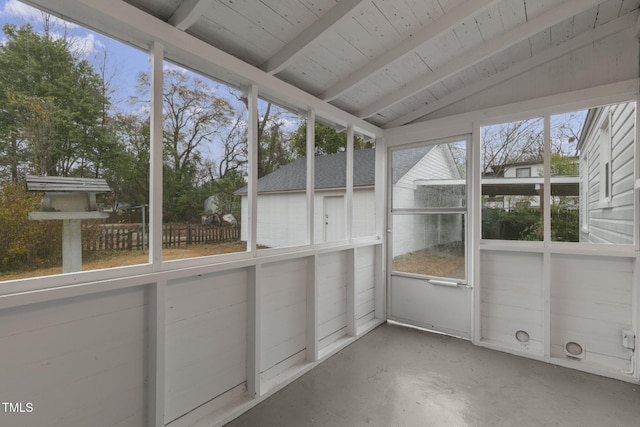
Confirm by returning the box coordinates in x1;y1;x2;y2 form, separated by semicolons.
226;323;640;427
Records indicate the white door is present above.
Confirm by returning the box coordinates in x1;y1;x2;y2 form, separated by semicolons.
324;195;345;242
388;138;471;338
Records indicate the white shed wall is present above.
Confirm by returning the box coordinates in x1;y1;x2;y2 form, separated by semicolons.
241;188;376;247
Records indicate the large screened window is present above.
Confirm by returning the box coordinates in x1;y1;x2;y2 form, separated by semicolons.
481;117;544;241
313;121;347;243
0;1;379;285
254;98;306;250
352;134;376;239
481;101;636;245
0;4;151;281
157;62;246;261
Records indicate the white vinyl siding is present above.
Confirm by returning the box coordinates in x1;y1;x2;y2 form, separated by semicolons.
582;102;635;244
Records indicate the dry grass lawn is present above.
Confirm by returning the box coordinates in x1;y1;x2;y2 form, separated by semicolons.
0;242;248;282
393;249;465;279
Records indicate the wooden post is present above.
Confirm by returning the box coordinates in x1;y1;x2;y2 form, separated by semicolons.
62;219;82;273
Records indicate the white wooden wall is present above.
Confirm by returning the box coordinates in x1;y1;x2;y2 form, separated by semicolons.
479;249;636;379
0;243;383;427
582;101;636;244
0;287;149;427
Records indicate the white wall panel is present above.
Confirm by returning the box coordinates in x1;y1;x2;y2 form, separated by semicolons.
0;287;148;427
164;270;248;424
317;252;348;348
260;258;308;372
355;245;377;327
480;251;544;353
550;254;634;372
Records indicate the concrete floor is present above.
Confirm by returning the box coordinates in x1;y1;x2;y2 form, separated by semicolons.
226;322;640;427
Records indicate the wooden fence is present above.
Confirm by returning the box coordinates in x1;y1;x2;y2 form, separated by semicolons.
83;223;240;252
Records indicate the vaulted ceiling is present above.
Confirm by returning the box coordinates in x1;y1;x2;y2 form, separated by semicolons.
119;0;638;128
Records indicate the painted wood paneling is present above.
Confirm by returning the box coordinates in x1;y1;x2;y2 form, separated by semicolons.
480;251;544;353
317;252;348;347
0;287;148;427
164;270;248;423
424;28;638;121
550;254;634;371
260;258;308;372
355;245;377;326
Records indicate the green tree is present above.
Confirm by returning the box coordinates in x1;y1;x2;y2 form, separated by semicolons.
102;113;151;210
550;152;579;176
136;69;236;222
291;121;373;158
0;23;108;178
0;181;62;272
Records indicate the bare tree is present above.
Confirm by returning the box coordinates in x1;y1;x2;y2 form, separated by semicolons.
481;118;544;176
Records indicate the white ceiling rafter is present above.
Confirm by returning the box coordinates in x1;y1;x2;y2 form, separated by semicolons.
261;0;367;75
385;11;637;128
320;0;500;102
168;0;209;31
355;0;606;120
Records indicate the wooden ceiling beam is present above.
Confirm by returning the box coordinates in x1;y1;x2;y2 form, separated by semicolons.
261;0;366;75
357;0;605;120
385;12;637;128
320;0;500;102
168;0;209;31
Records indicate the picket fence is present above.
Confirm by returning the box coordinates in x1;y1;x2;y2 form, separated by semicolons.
83;223;239;251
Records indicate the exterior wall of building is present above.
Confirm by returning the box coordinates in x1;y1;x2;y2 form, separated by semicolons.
240;188;376;248
503;162;544;178
581;101;636;244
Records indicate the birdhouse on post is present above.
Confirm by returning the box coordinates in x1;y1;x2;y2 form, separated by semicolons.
26;175;111;273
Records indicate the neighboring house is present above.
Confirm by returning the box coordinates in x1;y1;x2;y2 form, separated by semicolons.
502;159;545;178
482;157;580;212
236;146;462;252
578;101;636;244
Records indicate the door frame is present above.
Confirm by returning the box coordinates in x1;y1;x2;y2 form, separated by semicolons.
386;135;473;338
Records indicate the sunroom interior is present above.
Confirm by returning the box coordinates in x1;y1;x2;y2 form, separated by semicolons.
1;0;639;426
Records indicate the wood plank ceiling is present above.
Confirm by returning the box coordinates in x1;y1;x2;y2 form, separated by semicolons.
124;0;640;128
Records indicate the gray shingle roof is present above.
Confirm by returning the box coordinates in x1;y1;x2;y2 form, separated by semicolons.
391;145;432;183
236;148;374;195
236;146;430;195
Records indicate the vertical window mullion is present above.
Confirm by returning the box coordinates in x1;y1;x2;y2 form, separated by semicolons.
544;115;551;244
246;84;258;253
346;125;354;240
149;42;164;270
306;110;315;245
